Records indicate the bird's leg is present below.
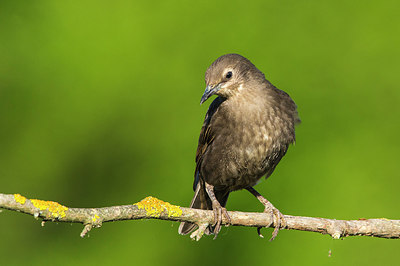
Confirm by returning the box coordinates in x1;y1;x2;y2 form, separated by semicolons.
246;187;286;241
205;182;231;238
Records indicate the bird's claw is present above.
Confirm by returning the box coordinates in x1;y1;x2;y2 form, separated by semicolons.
190;223;209;241
257;227;264;238
264;205;285;241
212;206;231;239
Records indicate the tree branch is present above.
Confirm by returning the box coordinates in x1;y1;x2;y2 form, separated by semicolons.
1;193;399;240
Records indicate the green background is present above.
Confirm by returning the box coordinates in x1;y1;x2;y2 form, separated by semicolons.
1;0;399;265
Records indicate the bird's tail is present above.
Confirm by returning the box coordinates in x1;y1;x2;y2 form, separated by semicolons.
178;181;229;235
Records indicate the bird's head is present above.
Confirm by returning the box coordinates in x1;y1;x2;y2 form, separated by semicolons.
201;54;265;104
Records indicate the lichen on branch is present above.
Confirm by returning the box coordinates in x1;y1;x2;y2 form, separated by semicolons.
0;193;399;240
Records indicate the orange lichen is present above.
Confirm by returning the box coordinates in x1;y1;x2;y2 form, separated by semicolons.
30;199;68;218
134;196;182;218
14;194;27;205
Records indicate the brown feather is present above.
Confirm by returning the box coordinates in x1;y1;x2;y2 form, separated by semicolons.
179;54;299;236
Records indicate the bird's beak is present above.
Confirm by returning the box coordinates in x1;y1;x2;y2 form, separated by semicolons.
200;84;221;105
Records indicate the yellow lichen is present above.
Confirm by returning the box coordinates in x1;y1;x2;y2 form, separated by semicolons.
14;194;27;205
92;214;100;222
134;196;182;218
30;199;68;218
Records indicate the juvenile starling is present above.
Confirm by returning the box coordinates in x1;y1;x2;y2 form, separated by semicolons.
178;54;300;240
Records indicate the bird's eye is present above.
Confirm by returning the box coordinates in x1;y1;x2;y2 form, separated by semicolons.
225;71;233;79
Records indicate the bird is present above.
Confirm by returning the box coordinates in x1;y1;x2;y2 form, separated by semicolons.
178;54;300;240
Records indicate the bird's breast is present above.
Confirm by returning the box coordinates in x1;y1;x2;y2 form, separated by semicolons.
201;102;282;190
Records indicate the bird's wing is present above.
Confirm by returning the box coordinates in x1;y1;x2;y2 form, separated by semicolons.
193;97;224;191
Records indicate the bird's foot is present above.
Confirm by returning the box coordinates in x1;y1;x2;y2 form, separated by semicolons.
190;223;209;241
211;203;231;239
205;182;231;239
246;187;286;241
262;202;285;241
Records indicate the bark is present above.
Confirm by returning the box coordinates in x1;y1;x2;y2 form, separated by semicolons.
1;193;399;240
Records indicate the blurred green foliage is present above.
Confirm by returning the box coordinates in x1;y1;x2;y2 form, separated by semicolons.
1;0;400;265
